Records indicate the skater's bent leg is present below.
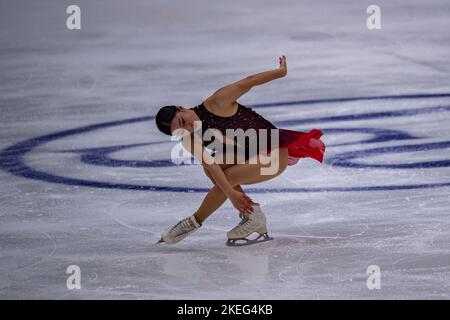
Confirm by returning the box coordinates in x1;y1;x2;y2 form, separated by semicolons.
224;148;289;186
194;185;228;224
203;165;244;193
194;184;248;224
194;148;288;224
195;164;244;224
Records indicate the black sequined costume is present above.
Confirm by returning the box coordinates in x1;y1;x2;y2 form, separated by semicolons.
191;102;325;165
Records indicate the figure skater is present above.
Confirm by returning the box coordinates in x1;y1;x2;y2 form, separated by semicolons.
155;56;325;246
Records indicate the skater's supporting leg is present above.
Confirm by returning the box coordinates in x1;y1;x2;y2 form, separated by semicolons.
194;164;244;224
194;148;288;223
202;164;245;194
194;185;229;224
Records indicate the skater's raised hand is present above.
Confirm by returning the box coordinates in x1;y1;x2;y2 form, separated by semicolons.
278;55;287;76
230;191;254;214
202;55;288;111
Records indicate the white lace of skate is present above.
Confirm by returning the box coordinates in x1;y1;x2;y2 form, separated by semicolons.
238;213;248;226
231;215;251;233
171;218;194;235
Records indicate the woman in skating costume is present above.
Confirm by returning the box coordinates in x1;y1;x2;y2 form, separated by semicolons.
155;56;325;246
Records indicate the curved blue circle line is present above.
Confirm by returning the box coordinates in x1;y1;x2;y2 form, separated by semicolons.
1;93;450;193
274;105;450;126
71;127;417;168
328;140;450;169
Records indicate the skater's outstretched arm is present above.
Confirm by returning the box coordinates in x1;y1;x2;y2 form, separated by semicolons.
204;55;287;110
181;133;254;214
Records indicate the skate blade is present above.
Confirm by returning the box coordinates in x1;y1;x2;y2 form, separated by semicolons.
226;233;273;247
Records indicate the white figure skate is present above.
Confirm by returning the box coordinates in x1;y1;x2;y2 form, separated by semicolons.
226;203;273;247
158;215;201;244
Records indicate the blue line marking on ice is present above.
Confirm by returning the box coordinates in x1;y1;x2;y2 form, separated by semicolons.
1;93;450;193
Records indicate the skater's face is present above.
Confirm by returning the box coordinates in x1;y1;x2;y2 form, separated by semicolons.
170;106;199;136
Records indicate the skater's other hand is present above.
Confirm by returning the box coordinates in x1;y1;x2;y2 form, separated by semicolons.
230;191;254;214
278;55;287;76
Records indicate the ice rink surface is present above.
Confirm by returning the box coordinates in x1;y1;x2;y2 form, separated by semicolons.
1;0;449;299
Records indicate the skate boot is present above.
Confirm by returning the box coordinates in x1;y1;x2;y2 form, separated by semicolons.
226;203;273;246
158;215;201;244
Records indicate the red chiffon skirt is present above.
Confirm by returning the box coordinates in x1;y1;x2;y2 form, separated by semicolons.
278;128;326;166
